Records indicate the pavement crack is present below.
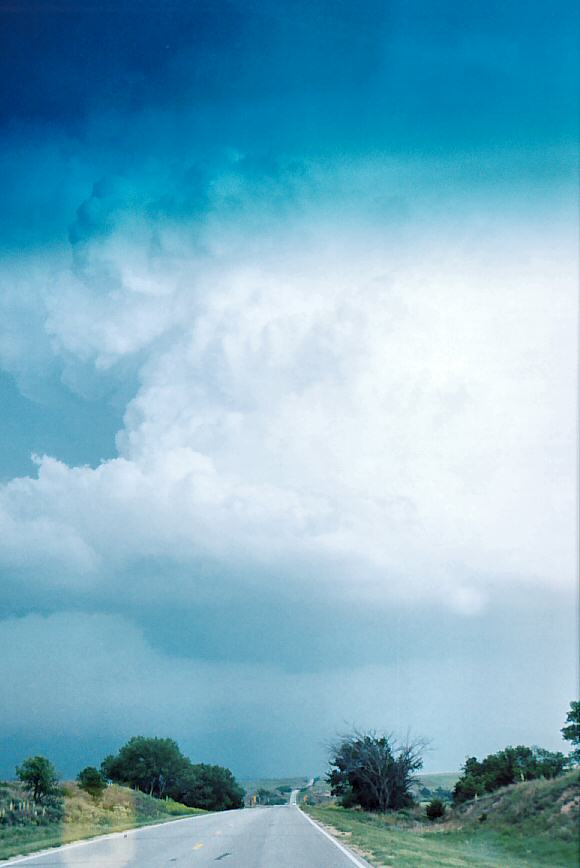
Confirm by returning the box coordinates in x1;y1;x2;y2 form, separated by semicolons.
214;852;231;861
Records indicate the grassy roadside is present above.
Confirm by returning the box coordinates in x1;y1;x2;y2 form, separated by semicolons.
0;782;205;862
303;770;580;868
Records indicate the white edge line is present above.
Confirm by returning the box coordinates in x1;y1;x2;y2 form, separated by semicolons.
297;807;372;868
1;812;208;865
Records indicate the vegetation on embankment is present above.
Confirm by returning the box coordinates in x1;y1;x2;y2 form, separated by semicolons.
0;780;204;862
303;769;580;868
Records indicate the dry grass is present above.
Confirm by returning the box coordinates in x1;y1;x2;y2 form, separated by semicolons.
0;781;205;861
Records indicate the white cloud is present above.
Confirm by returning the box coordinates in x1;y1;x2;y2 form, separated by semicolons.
0;158;576;612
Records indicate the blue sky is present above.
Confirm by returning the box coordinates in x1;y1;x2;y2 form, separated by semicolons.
0;0;577;779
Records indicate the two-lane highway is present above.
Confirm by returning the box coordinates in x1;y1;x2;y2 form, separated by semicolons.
2;805;373;867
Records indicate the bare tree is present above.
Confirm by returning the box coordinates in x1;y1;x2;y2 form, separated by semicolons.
328;728;426;812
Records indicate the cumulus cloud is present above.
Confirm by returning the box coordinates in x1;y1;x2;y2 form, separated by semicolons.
0;155;576;619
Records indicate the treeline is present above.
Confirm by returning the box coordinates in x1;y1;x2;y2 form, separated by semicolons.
101;736;244;810
452;745;567;804
451;701;579;806
10;736;244;813
328;701;579;817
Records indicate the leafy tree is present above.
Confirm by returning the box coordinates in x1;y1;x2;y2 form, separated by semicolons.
561;701;580;765
255;787;286;806
426;798;446;820
453;745;567;804
174;763;244;811
16;756;59;802
327;729;425;812
101;737;187;798
77;766;107;797
100;736;244;811
452;765;485;804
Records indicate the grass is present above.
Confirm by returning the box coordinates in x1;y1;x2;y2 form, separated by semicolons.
0;781;205;862
303;770;580;867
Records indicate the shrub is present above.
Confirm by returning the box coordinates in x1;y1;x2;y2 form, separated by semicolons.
174;763;244;810
426;798;446;820
77;767;107;798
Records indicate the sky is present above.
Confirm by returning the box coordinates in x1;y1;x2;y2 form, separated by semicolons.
0;0;578;779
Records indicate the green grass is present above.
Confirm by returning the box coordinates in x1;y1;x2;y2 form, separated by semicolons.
303;770;580;867
0;782;205;862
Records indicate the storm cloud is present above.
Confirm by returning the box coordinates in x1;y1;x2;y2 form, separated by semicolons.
0;0;577;778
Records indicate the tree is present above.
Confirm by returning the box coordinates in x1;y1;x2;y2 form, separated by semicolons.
77;766;107;797
327;730;425;812
101;737;187;798
16;756;59;802
453;745;567;804
174;763;244;811
561;701;580;765
100;736;244;810
254;787;286;806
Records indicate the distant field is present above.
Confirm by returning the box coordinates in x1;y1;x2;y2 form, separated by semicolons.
241;777;310;806
303;770;580;867
0;781;204;862
241;776;309;794
416;773;460;791
282;772;461;805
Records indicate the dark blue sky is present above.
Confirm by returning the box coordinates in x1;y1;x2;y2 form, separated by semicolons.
1;0;576;144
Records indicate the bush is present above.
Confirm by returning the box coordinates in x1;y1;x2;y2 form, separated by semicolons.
77;767;107;798
426;798;446;820
0;791;64;827
174;763;244;811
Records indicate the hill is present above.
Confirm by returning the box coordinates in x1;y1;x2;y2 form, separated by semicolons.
303;769;580;867
241;777;309;805
0;780;205;862
451;770;580;864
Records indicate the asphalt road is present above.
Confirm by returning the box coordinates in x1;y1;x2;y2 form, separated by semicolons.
3;806;373;867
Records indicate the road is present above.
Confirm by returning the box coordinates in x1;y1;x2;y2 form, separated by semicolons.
2;806;373;867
